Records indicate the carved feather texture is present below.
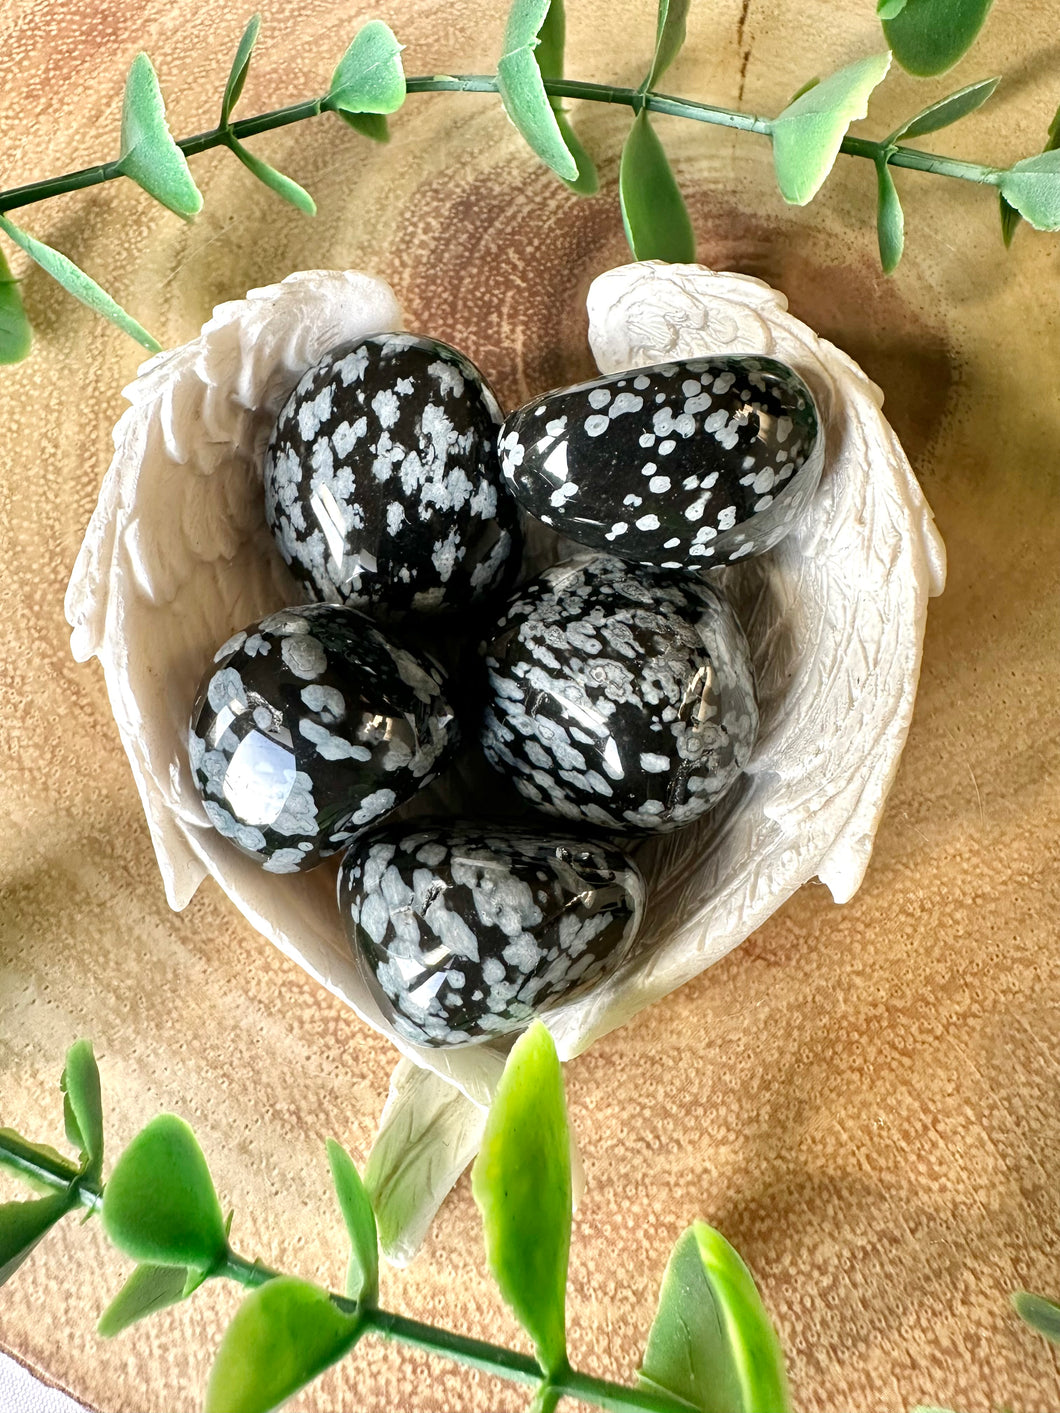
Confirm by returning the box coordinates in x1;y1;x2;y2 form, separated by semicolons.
65;262;944;1260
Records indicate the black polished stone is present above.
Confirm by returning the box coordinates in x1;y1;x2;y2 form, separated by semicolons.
498;355;824;568
340;821;644;1048
264;333;521;618
189;605;459;872
481;555;758;833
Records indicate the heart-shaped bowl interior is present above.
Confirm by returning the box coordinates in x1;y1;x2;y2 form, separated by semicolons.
65;258;945;1123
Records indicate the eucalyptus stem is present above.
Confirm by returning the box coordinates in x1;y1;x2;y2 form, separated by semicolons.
222;1247;691;1413
0;72;1001;217
0;1134;688;1413
0;1132;101;1212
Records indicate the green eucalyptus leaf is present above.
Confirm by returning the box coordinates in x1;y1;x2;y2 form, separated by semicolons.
0;1190;75;1284
999;99;1060;247
183;1263;211;1297
772;51;891;205
639;1222;790;1413
471;1021;570;1377
534;0;597;194
998;148;1060;230
999;191;1022;246
1013;1290;1060;1343
204;1276;363;1413
497;0;581;185
61;1040;103;1185
787;76;820;105
221;15;261;126
98;1262;190;1337
890;76;998;143
876;0;907;17
0;1129;77;1188
326;1139;378;1306
328;21;406;116
882;0;994;77
0;248;31;365
227;139;316;215
338;111;390;143
503;0;552;50
620;109;695;262
647;0;691;89
876;158;904;273
116;53;203;219
102;1114;227;1270
0;215;160;353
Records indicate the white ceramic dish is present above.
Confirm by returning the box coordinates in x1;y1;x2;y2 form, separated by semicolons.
65;261;945;1259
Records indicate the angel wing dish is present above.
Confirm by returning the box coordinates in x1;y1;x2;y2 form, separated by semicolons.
65;261;946;1262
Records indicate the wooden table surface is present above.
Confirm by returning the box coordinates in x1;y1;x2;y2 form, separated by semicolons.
1;2;1059;1410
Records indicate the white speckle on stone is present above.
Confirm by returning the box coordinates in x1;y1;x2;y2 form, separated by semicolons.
658;439;676;456
372;388;401;429
609;392;643;418
636;513;661;531
297;384;332;442
213;631;246;662
648;476;670;493
299;718;371;761
588;387;612;410
584;415;610;437
428;359;465;399
352;789;397;826
301;684;346;722
281;635;327;680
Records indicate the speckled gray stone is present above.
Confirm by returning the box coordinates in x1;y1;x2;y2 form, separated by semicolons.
189;604;458;872
340;821;644;1047
480;555;758;832
498;355;824;568
264;332;521;618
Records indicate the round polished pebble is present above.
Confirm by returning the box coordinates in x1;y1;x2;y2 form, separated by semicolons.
498;355;824;567
189;605;459;872
481;555;758;832
340;821;644;1047
264;332;521;617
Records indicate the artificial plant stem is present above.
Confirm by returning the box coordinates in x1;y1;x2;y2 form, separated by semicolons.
0;1132;101;1211
0;1143;690;1413
0;74;1001;215
220;1248;693;1413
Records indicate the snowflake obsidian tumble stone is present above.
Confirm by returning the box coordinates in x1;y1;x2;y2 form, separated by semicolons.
263;332;521;617
498;355;824;568
339;822;645;1047
188;605;458;872
481;555;758;832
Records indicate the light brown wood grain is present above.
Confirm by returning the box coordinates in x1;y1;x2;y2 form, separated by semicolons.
0;2;1059;1410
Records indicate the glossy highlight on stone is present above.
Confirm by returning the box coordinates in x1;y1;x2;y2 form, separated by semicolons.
340;821;644;1048
189;605;458;872
264;332;521;617
498;355;824;567
481;555;758;832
